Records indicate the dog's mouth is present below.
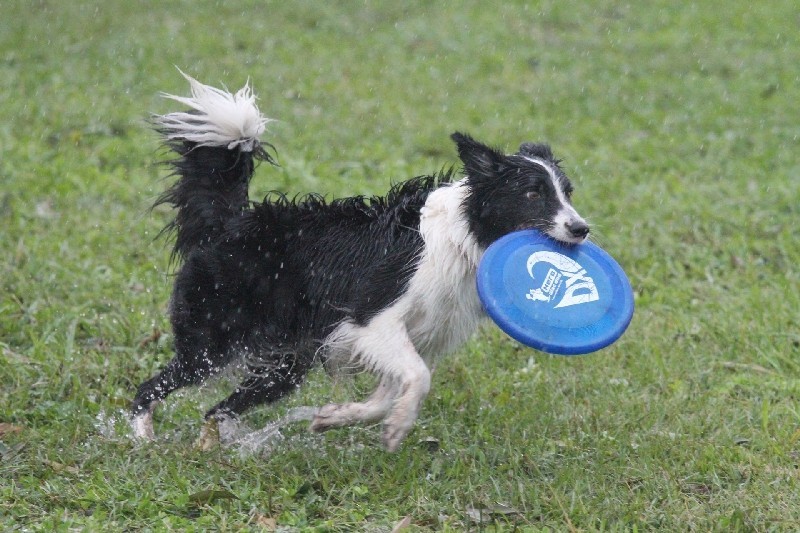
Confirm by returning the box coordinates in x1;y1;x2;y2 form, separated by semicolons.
556;232;589;245
515;222;589;245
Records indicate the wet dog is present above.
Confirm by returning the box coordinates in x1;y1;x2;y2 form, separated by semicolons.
131;74;589;451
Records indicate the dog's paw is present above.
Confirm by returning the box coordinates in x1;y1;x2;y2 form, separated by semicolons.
309;403;346;433
195;415;242;450
216;415;242;444
131;412;155;442
195;418;220;451
382;420;414;452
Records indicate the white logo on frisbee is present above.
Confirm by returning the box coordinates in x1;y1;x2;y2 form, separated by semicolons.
525;251;599;308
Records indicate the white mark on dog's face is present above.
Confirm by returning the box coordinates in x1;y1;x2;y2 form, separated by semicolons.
521;156;589;244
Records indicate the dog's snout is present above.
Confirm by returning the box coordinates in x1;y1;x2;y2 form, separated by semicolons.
566;220;590;239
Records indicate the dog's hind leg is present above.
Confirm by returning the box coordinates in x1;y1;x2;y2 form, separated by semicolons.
202;354;313;435
130;330;227;440
131;357;210;440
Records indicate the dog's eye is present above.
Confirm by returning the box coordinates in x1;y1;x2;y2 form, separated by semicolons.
526;191;540;200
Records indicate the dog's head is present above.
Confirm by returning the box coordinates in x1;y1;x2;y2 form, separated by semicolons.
453;132;589;249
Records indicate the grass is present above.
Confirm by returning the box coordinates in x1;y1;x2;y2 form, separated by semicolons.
1;0;799;530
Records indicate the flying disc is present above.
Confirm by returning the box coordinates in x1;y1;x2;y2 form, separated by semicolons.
477;230;634;355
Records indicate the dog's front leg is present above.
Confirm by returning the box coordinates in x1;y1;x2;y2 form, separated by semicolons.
310;376;396;432
380;347;431;452
312;316;430;451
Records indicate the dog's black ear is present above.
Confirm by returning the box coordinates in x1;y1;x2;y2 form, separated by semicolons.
451;132;506;180
518;142;554;160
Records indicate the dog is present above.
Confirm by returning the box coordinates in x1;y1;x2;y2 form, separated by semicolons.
131;74;589;451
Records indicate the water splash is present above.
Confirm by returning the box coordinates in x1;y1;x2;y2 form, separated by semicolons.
97;401;323;456
94;408;135;441
234;406;319;456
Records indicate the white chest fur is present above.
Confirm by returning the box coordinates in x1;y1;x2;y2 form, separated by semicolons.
399;180;486;362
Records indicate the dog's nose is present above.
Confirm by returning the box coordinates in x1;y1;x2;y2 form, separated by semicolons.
566;220;590;239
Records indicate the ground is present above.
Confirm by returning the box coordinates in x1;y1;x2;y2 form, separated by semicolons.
1;1;799;530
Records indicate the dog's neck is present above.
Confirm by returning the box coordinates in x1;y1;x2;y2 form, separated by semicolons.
419;179;484;267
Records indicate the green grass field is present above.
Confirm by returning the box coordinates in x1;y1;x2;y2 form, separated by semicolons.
2;1;799;530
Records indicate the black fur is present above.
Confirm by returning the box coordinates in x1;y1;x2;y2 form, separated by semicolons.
133;137;452;420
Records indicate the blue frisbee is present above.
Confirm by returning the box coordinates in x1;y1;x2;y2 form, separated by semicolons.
477;230;634;355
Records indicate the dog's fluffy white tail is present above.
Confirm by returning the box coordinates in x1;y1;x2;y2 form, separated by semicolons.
155;70;271;152
150;72;274;261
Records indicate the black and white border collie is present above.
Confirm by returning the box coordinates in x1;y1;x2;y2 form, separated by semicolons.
131;74;589;451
